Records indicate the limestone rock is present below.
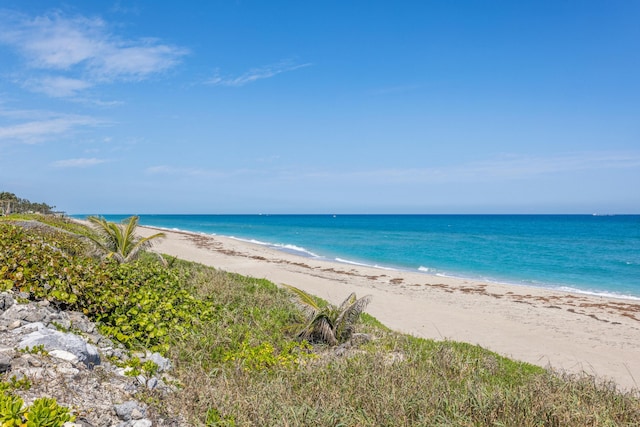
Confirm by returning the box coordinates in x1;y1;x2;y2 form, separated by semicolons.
15;322;100;368
148;351;172;372
0;292;187;426
114;400;147;421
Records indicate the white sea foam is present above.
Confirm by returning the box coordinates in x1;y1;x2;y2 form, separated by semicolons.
228;236;320;258
556;286;640;301
272;243;320;258
229;236;271;246
335;258;370;267
374;264;399;271
334;258;398;271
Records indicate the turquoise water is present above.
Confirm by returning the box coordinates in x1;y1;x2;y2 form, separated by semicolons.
79;214;640;299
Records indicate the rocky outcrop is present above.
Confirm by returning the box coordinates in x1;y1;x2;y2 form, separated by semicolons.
0;293;185;426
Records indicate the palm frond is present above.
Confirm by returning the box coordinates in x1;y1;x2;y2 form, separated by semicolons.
86;215;165;263
123;231;166;262
86;216;118;254
282;284;321;312
314;315;338;346
334;294;372;342
284;284;371;346
337;292;357;314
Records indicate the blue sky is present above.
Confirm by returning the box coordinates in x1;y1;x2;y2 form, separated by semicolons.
0;1;638;214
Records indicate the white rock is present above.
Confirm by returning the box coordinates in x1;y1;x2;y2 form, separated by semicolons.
49;349;79;364
16;323;100;368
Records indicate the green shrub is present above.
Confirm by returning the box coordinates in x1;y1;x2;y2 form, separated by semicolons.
0;223;215;354
0;394;74;427
205;407;236;427
223;339;315;372
0;393;24;426
24;398;74;427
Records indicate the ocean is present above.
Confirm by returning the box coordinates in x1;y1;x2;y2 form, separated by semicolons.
79;214;640;299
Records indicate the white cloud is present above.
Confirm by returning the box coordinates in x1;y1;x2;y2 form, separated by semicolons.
0;110;104;144
206;60;311;87
25;76;93;98
51;157;108;168
0;10;188;96
95;41;186;81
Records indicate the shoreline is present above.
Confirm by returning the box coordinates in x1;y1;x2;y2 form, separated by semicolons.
150;224;640;302
137;225;640;392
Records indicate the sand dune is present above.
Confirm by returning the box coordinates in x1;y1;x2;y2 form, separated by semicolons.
139;226;640;392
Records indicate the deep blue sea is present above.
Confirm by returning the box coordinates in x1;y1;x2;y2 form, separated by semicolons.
78;214;640;299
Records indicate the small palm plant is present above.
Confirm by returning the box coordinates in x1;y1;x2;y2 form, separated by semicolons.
284;284;372;346
87;215;166;264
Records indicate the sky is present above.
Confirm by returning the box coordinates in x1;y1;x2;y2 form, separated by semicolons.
0;1;638;214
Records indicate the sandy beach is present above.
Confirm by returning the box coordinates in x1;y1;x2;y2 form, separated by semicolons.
138;226;640;392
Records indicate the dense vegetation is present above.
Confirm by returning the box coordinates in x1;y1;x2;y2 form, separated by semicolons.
1;214;639;426
0;192;55;215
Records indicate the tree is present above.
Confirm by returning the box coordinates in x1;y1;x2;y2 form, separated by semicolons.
87;215;166;263
0;192;54;214
284;284;372;346
0;192;17;215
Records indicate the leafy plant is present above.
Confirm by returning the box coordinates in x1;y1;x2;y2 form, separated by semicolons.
118;357;160;377
205;407;236;427
86;215;165;264
223;340;314;372
19;345;49;356
0;393;24;426
0;394;73;427
0;222;214;354
284;284;372;346
0;377;31;393
24;397;75;427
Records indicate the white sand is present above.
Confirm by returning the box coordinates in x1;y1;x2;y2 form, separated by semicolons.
139;226;640;391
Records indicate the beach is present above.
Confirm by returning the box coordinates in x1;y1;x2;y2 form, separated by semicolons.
138;225;640;392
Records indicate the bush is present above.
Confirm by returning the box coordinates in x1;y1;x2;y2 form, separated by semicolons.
0;393;74;427
0;222;214;354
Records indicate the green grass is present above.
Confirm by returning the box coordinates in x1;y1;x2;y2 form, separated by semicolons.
2;214;639;426
167;270;639;426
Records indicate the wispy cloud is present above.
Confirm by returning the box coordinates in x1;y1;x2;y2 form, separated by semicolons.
24;76;93;98
206;60;311;87
51;157;108;168
0;10;188;97
145;165;255;179
459;152;640;180
146;165;223;178
0;109;104;144
298;151;640;184
143;151;640;190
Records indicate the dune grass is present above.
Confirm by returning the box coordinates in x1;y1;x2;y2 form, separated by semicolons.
2;215;639;426
163;259;640;426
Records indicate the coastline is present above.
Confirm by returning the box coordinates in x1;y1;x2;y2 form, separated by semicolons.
86;214;640;301
137;225;640;392
227;233;640;302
